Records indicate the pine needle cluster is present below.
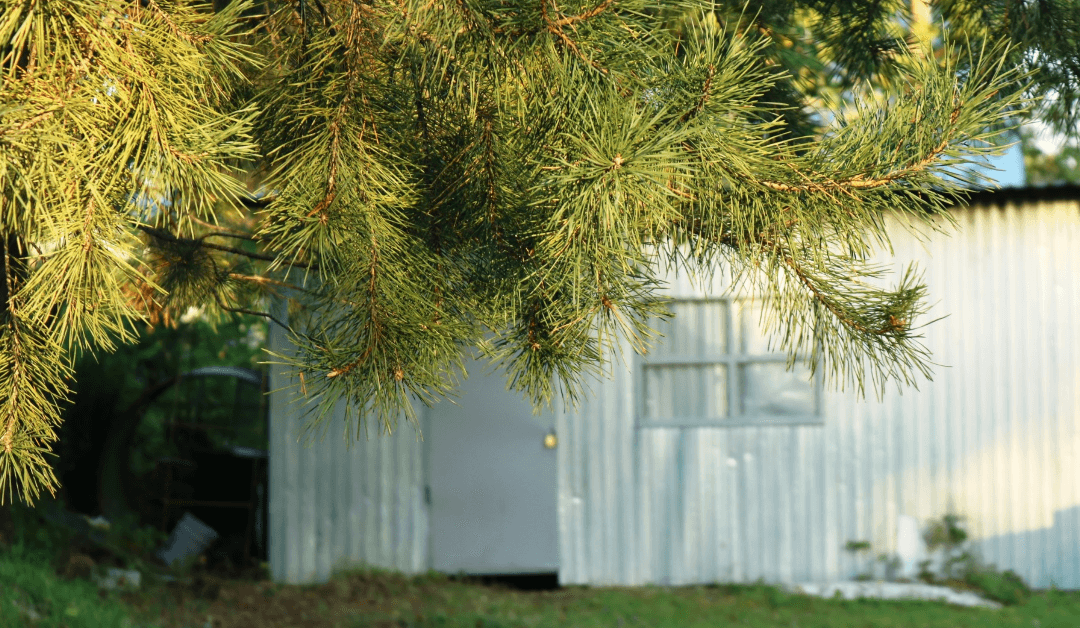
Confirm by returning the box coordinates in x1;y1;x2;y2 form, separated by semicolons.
0;0;1073;503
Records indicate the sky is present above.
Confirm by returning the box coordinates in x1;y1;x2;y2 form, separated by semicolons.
964;118;1080;188
989;118;1080;188
980;141;1026;188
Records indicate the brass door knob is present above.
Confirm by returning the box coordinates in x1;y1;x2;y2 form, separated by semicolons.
543;432;557;449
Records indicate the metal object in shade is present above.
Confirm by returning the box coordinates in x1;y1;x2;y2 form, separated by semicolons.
157;512;219;567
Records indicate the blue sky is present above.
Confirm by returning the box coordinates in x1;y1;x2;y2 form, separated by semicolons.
980;142;1026;188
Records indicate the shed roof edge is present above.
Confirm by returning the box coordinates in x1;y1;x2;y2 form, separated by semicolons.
955;184;1080;207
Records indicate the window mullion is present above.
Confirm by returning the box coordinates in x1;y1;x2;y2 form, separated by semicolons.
637;297;820;428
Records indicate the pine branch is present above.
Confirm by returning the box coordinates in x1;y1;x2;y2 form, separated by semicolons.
228;272;343;303
779;251;905;336
680;64;715;123
201;252;292;330
0;245;19;457
211;290;289;330
759;125;961;193
0;0;1049;502
189;216;257;241
542;0;609;73
551;0;615;28
138;225;316;270
306;107;346;221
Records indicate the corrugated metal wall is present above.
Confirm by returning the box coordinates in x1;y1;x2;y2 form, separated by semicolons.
558;197;1080;588
268;313;428;584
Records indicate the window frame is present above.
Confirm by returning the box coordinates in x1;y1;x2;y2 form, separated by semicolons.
635;297;824;428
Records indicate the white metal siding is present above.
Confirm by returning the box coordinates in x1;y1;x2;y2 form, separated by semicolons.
558;198;1080;588
268;314;428;584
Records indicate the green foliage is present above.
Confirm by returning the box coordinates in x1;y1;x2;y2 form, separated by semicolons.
844;540;872;552
54;314;266;497
68;313;266;415
966;569;1031;607
256;0;1029;442
938;0;1080;138
1021;128;1080;185
917;513;1032;606
924;513;969;550
921;513;971;581
99;509;170;561
0;552;134;628
1;0;259;503
3;501;73;565
3;0;1078;503
325;568;1078;628
3;496;167;579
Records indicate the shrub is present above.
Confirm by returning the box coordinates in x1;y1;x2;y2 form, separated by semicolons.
918;513;1033;605
965;568;1031;606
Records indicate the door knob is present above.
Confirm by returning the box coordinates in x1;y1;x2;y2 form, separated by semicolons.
543;432;557;449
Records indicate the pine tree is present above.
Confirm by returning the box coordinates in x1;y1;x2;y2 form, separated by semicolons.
2;0;1077;503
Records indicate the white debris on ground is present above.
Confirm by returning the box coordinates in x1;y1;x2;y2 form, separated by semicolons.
10;597;43;622
94;567;142;591
787;581;1001;609
83;515;111;531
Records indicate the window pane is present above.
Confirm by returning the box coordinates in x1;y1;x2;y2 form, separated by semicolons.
644;364;728;422
734;300;775;355
739;362;815;417
652;301;727;358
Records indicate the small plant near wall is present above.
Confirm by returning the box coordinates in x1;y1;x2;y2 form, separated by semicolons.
923;513;970;580
844;539;874;581
845;540;902;581
839;515;1032;604
919;513;1032;606
844;540;872;553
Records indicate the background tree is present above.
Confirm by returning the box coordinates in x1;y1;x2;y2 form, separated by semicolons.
1021;127;1080;184
2;0;1077;504
54;312;266;516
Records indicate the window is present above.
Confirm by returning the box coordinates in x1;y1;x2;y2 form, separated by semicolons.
638;299;821;427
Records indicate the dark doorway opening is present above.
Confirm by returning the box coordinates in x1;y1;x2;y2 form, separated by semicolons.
455;573;560;591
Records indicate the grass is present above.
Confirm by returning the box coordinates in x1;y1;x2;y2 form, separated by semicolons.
3;550;1080;628
0;549;134;628
336;572;1080;628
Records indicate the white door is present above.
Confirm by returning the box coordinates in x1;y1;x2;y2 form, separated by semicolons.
425;361;558;574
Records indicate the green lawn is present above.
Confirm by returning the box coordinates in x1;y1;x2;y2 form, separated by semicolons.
346;571;1080;628
0;551;132;628
3;550;1080;628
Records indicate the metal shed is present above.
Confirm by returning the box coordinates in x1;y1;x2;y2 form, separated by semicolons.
269;186;1080;588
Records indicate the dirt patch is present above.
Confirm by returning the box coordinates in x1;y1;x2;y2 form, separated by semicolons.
60;553;96;580
118;569;591;628
122;571;437;628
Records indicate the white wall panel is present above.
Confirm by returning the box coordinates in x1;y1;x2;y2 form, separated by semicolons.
559;196;1080;589
268;314;427;584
